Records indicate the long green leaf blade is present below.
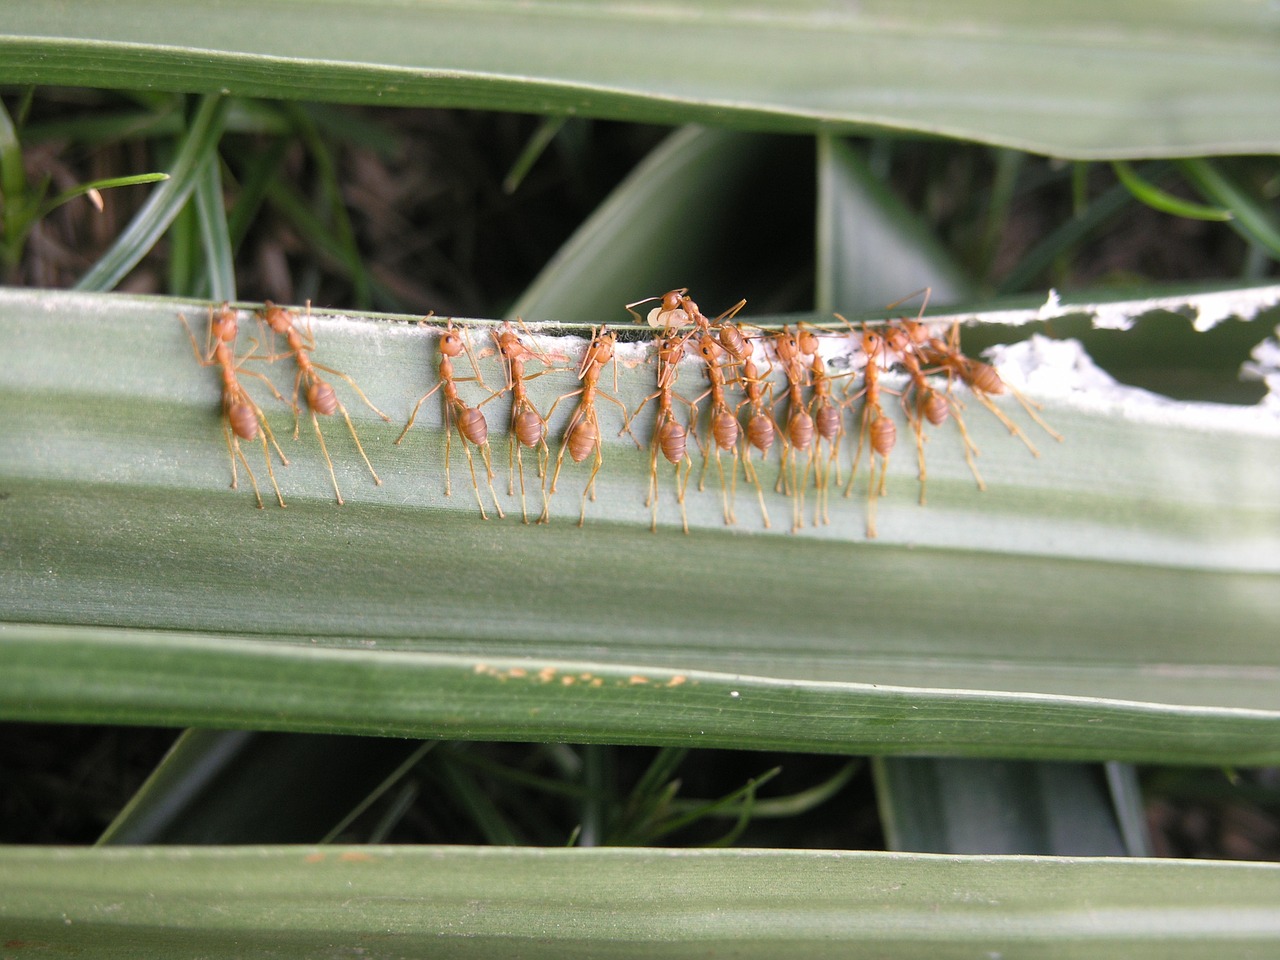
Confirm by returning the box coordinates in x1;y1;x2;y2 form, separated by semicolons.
2;2;1278;157
2;287;1279;760
2;846;1280;958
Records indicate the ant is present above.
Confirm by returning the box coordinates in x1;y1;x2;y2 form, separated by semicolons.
840;323;898;539
796;323;848;526
484;320;554;524
691;332;742;526
258;301;390;505
547;327;631;526
735;353;777;529
397;320;504;520
907;292;1063;456
885;320;984;504
771;327;815;533
629;288;751;364
630;328;698;534
180;303;288;509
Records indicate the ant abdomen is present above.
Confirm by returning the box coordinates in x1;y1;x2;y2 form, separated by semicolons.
227;401;259;441
658;421;687;464
923;392;950;426
515;410;545;448
307;380;338;417
788;410;814;451
713;410;739;451
871;416;896;457
815;403;841;441
748;413;774;454
965;359;1004;395
568;420;599;463
458;407;488;446
718;322;748;361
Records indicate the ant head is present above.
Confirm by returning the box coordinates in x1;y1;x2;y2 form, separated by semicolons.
697;333;723;363
796;326;819;356
211;303;239;342
585;327;616;367
901;319;930;346
862;329;883;356
439;324;465;357
260;301;292;334
495;327;523;358
661;289;686;312
884;325;910;353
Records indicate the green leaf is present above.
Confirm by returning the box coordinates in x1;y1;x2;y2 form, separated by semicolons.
2;287;1280;763
816;135;973;314
3;2;1279;157
3;846;1280;957
37;172;171;220
193;157;235;301
873;758;1128;855
97;730;425;845
508;126;785;324
1111;161;1234;223
1178;158;1280;260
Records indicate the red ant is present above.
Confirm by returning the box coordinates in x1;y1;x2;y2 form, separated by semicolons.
771;327;815;532
180;303;288;509
397;320;504;519
628;288;750;365
630;328;697;533
885;320;984;503
547;327;631;526
258;301;389;505
484;320;554;524
908;293;1063;456
735;353;777;529
795;323;849;526
840;323;898;539
691;332;742;526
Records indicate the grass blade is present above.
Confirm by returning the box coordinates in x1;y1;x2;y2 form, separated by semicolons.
74;95;228;292
3;846;1280;957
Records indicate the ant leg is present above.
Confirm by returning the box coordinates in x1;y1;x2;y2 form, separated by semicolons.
458;437;489;520
235;437;266;510
514;437;528;524
844;405;869;498
245;394;290;466
396;383;444;444
255;424;287;508
442;405;455;498
1009;385;1064;442
676;455;691;535
975;392;1041;457
335;399;382;487
947;401;986;491
312;363;392;421
535;440;551;523
579;442;604;528
308;409;344;506
742;449;771;530
477;442;505;519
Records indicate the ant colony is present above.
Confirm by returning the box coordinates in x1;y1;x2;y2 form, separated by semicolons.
181;290;1061;538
